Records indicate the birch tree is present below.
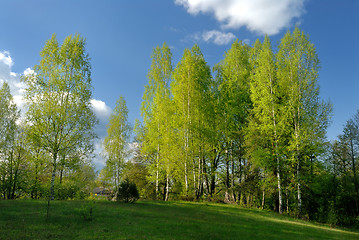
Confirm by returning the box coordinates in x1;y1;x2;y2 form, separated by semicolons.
0;82;19;159
141;43;173;199
277;27;331;216
247;36;287;213
172;44;212;198
0;82;21;199
103;96;131;192
215;40;251;202
22;34;97;201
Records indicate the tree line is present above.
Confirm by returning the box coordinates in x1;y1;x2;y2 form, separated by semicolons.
100;27;357;226
135;28;331;214
0;28;358;227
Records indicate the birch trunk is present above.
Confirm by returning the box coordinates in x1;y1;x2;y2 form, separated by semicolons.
262;188;265;210
231;143;236;202
156;144;159;199
295;121;302;217
269;74;283;214
50;151;58;201
165;171;169;201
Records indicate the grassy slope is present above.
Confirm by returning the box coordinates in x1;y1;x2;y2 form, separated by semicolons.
0;200;358;240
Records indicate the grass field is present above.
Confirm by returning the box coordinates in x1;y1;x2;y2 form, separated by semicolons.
0;200;358;240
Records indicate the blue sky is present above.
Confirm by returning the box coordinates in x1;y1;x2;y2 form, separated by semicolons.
0;0;358;168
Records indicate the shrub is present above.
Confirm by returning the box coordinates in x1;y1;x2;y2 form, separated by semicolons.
117;179;139;203
75;200;95;221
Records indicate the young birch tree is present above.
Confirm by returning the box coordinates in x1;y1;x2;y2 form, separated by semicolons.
103;96;131;192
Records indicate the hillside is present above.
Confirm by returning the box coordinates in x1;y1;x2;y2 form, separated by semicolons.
0;200;358;240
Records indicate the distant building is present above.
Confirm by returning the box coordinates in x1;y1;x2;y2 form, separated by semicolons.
93;187;106;195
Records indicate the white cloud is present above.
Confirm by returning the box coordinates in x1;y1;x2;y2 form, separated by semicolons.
202;30;236;45
187;30;236;45
91;99;112;134
23;67;34;76
169;27;180;32
90;99;113;170
243;38;250;45
91;99;112;116
0;51;26;111
12;95;25;110
175;0;305;35
0;51;14;67
93;140;106;170
91;99;112;143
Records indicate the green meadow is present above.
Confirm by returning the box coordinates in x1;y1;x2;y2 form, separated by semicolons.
0;200;358;240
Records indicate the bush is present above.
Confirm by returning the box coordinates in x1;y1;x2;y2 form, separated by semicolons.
75;200;95;221
117;179;139;203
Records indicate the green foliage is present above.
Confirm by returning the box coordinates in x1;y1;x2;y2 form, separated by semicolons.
0;82;24;199
116;178;139;203
322;112;359;227
122;158;154;199
0;82;19;152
